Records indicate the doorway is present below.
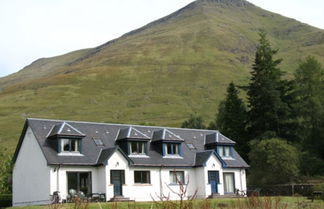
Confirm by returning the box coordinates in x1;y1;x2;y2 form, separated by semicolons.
110;170;125;196
67;172;92;196
223;172;235;194
208;171;219;194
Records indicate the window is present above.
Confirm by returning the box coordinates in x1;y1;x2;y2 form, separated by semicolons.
166;143;180;155
134;171;150;184
170;171;184;184
93;138;104;146
217;146;231;157
186;143;196;150
60;139;80;152
130;141;146;154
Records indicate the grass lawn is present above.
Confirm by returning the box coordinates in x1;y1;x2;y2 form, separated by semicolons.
6;196;324;209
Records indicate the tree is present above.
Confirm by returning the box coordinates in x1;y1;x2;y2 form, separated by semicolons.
248;138;299;185
214;82;248;159
181;114;206;129
293;56;324;174
247;32;289;140
0;150;12;194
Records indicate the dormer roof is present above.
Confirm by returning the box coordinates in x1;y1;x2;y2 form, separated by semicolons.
116;126;150;140
47;122;85;139
205;132;235;145
152;128;184;142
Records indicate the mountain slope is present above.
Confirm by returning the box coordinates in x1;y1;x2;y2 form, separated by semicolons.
0;0;324;153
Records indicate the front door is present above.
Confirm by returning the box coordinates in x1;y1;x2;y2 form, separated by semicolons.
110;170;125;196
208;171;219;194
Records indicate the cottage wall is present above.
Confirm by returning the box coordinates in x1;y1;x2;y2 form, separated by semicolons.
12;127;51;206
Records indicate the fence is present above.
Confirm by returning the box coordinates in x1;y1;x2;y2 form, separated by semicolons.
248;184;314;197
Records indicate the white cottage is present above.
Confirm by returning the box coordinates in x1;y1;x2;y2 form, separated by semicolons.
12;118;248;206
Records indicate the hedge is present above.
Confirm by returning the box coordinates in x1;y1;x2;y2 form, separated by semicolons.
0;194;12;208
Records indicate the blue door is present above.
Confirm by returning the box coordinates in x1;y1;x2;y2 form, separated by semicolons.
208;171;219;194
111;170;124;196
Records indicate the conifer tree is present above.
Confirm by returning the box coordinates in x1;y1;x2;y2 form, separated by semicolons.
247;32;288;140
215;82;248;158
294;56;324;169
181;114;206;129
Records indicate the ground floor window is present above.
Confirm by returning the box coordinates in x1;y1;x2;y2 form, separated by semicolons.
223;172;235;194
134;171;150;184
67;172;92;196
170;171;184;184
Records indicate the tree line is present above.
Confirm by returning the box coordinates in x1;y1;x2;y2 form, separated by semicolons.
182;32;324;185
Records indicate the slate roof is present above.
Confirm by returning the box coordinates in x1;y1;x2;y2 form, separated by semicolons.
13;118;249;168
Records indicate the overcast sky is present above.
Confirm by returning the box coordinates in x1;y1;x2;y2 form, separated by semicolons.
0;0;323;78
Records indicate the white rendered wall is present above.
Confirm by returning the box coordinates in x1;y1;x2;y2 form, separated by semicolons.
13;127;51;206
104;151;199;201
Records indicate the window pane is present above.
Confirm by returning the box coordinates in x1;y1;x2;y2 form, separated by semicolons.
224;146;230;157
134;171;142;183
131;142;137;153
62;139;70;151
174;144;179;154
170;171;184;184
167;144;172;154
138;142;143;153
71;139;76;151
217;146;223;156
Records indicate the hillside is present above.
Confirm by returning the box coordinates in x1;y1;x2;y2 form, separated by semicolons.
0;0;324;153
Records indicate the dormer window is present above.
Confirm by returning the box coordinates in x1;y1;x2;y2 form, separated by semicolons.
152;129;184;157
47;122;85;155
130;141;146;155
60;138;81;152
217;146;231;157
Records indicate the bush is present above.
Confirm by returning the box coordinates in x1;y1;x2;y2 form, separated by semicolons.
0;194;12;208
314;183;324;200
248;138;300;185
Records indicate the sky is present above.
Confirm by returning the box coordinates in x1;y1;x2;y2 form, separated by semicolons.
0;0;323;78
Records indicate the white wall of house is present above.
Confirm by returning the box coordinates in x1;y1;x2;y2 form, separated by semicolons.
13;127;51;206
104;151;200;201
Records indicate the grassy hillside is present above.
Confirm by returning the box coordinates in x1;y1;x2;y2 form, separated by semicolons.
0;0;324;154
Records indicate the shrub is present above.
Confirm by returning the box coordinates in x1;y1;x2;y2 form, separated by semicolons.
0;194;12;207
313;183;324;200
249;138;300;185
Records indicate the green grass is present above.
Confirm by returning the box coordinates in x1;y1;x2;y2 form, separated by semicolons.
0;0;324;155
5;197;324;209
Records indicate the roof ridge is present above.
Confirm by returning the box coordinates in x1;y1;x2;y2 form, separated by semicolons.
26;118;220;133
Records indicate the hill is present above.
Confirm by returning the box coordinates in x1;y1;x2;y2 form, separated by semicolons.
0;0;324;153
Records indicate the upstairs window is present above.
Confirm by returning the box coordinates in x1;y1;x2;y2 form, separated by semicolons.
217;146;231;157
170;171;185;184
134;171;150;184
166;143;180;155
60;139;81;152
167;144;178;155
130;141;146;155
